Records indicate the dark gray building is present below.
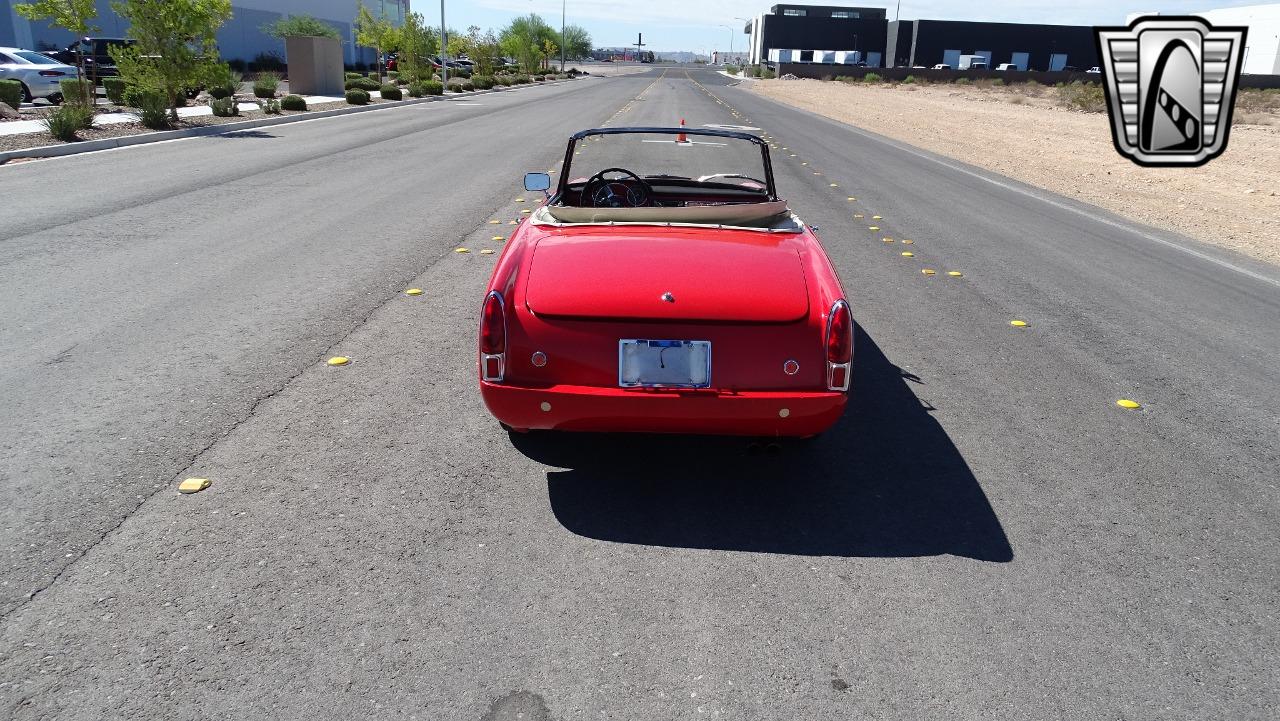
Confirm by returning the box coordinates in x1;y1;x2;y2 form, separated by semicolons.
746;4;1099;71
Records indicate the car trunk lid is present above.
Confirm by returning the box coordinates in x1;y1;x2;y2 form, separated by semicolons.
524;232;809;323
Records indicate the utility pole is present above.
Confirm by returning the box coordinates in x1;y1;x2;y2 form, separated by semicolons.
560;0;566;72
635;32;645;63
440;0;447;85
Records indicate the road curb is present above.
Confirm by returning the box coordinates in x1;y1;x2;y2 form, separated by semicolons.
0;78;583;165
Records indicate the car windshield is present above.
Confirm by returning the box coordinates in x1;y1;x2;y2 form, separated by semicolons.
565;130;771;191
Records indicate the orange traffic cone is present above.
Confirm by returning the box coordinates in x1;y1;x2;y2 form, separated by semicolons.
677;118;687;143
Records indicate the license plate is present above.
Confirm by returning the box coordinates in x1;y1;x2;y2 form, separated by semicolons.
618;339;711;388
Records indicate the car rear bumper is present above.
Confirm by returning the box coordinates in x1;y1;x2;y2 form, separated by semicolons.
481;382;847;436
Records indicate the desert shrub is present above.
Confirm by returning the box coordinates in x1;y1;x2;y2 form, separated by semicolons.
137;92;171;129
446;78;467;92
345;77;380;91
513;75;531;84
471;75;495;90
211;97;238;116
496;75;514;87
421;80;444;96
407;83;424;97
253;71;279;99
396;76;409;85
1060;81;1105;112
262;98;282;114
207;65;241;99
556;73;569;80
0;79;22;108
760;67;776;79
956;77;972;85
345;72;362;80
820;74;835;82
250;51;285;73
281;94;307;111
902;75;916;84
59;79;92;106
345;88;370;105
380;84;402;100
863;73;882;83
991;78;1005;86
534;74;547;82
103;77;126;104
725;64;739;74
1009;95;1027;105
387;70;398;80
43;104;93;140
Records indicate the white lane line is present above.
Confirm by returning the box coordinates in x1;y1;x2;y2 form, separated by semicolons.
744;93;1280;290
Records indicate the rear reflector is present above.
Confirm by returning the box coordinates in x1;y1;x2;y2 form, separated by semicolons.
39;70;65;77
480;291;507;382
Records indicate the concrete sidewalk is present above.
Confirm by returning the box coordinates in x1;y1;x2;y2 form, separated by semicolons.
0;95;346;137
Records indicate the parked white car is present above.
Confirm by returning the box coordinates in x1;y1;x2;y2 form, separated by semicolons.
996;63;1020;71
932;63;951;70
0;47;79;104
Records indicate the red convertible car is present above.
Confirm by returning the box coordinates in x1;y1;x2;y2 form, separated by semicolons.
478;127;852;437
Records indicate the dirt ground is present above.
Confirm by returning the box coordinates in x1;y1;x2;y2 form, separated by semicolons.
751;78;1280;266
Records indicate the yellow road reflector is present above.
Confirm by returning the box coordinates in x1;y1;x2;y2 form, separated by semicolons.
948;271;963;277
801;161;808;166
455;248;470;253
847;197;856;201
520;209;531;214
508;220;518;225
782;147;789;150
872;215;883;220
488;219;500;224
480;249;495;255
492;235;505;241
1010;320;1028;327
882;237;894;243
514;198;526;202
814;172;823;176
790;154;797;157
869;226;880;231
830;183;838;187
922;269;936;275
178;478;210;494
327;356;350;366
405;288;423;296
902;251;915;257
1117;399;1142;410
854;214;864;219
901;239;914;245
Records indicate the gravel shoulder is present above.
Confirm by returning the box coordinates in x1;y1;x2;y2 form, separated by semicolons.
752;78;1280;266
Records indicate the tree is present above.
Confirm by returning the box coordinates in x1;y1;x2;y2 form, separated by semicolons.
354;1;396;81
13;0;98;105
558;25;593;68
109;0;233;122
396;12;438;84
468;29;501;76
263;14;341;41
500;14;554;74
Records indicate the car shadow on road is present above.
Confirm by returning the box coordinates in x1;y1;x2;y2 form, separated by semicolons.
510;326;1013;562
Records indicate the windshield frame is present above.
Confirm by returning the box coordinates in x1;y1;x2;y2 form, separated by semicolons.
556;127;778;202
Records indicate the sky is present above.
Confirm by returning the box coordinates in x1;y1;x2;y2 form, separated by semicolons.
417;1;1269;53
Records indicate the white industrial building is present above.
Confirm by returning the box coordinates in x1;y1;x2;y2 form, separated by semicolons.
1132;4;1280;74
1;0;407;66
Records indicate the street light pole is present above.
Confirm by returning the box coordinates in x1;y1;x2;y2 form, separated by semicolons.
440;0;447;85
734;16;751;65
560;0;566;72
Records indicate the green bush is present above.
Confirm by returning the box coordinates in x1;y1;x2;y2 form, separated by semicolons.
380;84;402;100
991;78;1005;86
556;73;569;80
420;80;443;96
43;105;93;141
1060;81;1105;112
211;97;238;117
137;92;171;129
387;70;398;80
345;72;362;80
0;79;23;108
253;71;279;99
513;75;531;85
956;77;972;85
345;77;380;91
281;94;307;111
103;77;126;104
263;14;341;41
261;98;281;114
345;88;370;105
760;67;776;79
471;75;495;90
407;83;424;97
496;75;514;87
59;79;92;106
863;73;882;83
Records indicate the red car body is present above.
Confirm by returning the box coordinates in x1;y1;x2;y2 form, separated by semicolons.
478;128;853;437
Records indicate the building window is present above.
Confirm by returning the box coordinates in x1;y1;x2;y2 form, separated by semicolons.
782;9;806;16
831;11;858;18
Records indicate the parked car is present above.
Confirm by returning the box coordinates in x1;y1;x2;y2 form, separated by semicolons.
480;127;854;437
932;63;951;70
46;37;133;80
0;47;80;104
995;63;1020;71
1086;66;1101;74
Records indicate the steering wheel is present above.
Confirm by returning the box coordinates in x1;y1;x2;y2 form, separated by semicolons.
584;167;652;209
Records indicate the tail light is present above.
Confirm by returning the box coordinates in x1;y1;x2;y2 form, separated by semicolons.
825;300;853;391
479;291;507;382
39;70;66;77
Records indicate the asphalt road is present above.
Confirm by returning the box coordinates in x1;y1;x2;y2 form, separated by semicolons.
1;67;1277;719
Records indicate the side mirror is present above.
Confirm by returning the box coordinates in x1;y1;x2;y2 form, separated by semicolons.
523;172;551;193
